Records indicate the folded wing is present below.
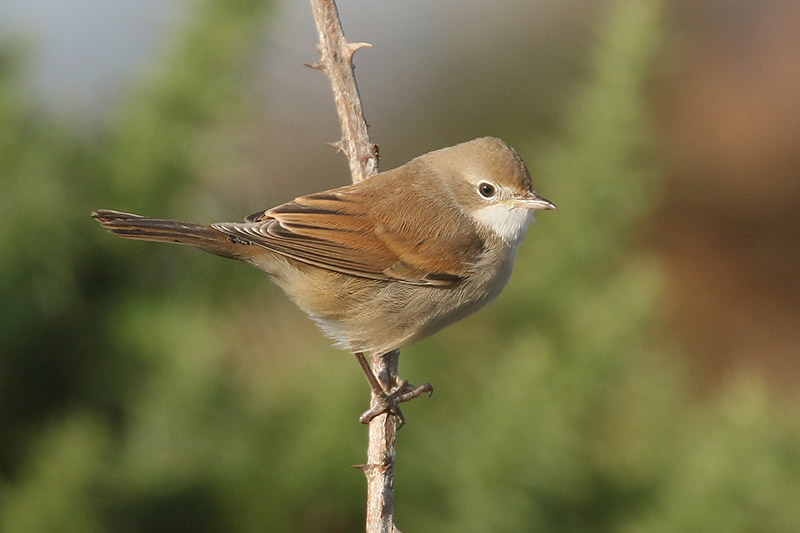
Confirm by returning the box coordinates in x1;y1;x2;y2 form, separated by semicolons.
213;187;482;286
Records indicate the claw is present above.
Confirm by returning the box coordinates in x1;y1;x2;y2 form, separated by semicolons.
353;352;433;428
359;403;404;426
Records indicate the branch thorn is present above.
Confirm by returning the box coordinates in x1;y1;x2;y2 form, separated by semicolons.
345;41;373;61
327;139;346;153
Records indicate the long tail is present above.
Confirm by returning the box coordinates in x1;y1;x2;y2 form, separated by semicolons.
92;209;240;259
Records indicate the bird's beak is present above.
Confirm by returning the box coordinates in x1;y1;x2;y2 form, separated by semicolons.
517;192;557;211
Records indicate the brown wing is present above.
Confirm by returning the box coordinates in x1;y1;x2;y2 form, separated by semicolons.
212;182;483;286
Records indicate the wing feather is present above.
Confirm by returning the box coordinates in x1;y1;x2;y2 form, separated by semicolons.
214;179;484;285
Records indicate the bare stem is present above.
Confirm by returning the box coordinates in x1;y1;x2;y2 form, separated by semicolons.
308;0;379;184
308;1;400;531
362;350;401;533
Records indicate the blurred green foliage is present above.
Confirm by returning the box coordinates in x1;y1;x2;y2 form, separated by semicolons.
1;0;798;531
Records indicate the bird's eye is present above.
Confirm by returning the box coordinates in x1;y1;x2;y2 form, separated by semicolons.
478;181;496;199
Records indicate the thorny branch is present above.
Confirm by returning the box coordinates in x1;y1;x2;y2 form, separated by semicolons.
308;1;400;532
308;0;379;184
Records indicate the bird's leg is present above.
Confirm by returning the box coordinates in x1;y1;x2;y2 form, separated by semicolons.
353;352;433;427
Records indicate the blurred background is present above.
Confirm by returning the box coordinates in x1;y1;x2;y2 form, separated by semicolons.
1;0;799;531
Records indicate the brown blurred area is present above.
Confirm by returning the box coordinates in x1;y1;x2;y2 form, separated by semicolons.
232;0;800;398
656;0;800;394
246;0;800;397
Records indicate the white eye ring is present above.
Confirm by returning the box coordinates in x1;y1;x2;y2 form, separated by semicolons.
477;181;497;199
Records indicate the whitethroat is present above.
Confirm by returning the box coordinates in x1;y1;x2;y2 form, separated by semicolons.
93;137;555;423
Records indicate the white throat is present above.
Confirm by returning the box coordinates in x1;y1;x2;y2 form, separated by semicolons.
472;204;533;246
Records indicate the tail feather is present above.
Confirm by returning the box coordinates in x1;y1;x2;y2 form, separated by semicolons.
92;209;240;259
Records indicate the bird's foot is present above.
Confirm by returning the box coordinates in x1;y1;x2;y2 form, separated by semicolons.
354;352;433;428
358;380;433;427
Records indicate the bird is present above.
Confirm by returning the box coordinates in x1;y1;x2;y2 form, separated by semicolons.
93;137;555;422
